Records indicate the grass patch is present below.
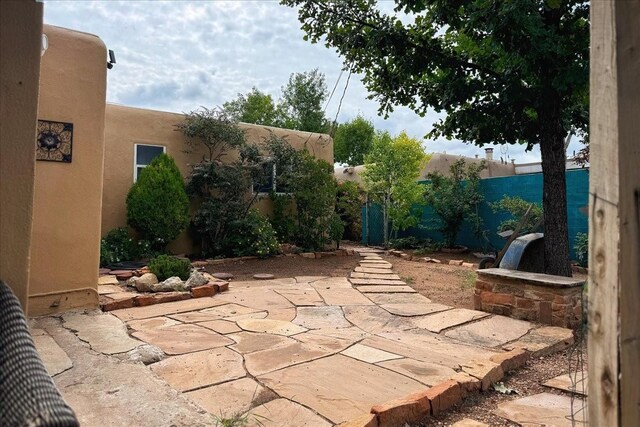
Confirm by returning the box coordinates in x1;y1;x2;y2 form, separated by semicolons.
460;271;477;290
402;276;415;285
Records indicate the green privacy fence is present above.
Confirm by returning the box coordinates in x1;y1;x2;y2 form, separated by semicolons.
362;168;589;260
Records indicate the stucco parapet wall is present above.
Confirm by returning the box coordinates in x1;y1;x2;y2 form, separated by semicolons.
44;24;106;50
476;268;585;289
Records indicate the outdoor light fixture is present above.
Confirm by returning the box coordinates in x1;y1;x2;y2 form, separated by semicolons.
107;49;116;69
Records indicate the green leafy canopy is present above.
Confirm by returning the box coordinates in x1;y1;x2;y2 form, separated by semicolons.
334;114;376;166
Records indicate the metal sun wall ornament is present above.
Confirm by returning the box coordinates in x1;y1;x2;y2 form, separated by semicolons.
36;119;73;163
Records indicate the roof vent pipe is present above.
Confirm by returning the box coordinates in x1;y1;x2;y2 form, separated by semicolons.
485;148;494;161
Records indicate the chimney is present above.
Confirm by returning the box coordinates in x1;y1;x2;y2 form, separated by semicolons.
511;159;515;165
485;148;494;161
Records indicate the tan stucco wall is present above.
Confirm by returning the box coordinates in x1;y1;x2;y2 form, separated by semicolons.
28;25;107;315
102;104;333;254
0;0;43;311
335;153;515;185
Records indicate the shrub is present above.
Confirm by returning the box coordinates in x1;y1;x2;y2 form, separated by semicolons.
574;232;588;267
491;196;543;234
223;210;281;258
148;254;191;281
126;153;190;250
335;181;365;241
328;213;345;248
99;228;158;267
424;159;485;248
269;192;296;243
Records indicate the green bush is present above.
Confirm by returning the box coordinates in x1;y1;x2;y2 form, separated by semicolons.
223;210;281;258
126;153;190;250
328;213;345;248
148;254;191;281
99;228;158;267
335;181;365;241
574;232;588;267
491;196;543;234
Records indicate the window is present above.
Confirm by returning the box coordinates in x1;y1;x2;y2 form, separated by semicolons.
134;144;165;181
253;159;291;194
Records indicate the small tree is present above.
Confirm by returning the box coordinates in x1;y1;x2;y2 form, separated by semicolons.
126;153;190;251
491;196;543;234
223;87;279;126
424;160;485;249
334;115;375;166
362;131;428;243
335;181;365;241
278;68;329;133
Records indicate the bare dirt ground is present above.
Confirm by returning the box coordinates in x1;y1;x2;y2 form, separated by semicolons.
203;254;359;281
201;245;588;426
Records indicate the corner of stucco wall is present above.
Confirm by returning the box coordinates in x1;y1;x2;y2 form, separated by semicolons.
0;0;43;312
28;24;107;315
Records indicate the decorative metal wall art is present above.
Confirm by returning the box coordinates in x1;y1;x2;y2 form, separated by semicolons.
36;119;73;163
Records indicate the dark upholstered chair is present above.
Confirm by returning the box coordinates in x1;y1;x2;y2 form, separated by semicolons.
0;281;79;427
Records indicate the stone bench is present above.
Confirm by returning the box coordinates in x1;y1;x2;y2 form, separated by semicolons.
474;268;585;328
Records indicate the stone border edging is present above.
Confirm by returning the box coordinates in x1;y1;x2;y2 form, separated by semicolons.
337;348;530;427
100;281;229;312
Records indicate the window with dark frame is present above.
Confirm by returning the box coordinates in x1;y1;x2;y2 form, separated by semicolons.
134;144;165;181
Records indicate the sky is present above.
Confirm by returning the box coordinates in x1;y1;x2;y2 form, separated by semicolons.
43;0;585;164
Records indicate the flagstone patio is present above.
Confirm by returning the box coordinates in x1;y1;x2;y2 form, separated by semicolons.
31;248;575;426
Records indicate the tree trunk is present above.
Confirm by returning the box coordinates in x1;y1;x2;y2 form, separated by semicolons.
539;116;572;277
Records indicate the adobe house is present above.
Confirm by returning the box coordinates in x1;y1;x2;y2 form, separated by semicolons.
0;5;332;317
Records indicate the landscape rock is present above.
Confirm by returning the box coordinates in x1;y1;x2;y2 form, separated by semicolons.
125;344;165;365
131;273;159;292
190;284;216;298
300;252;316;259
423;257;442;263
184;271;208;290
253;273;275;280
449;260;464;266
149;276;185;292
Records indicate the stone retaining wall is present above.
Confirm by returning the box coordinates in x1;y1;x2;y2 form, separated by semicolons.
474;268;584;328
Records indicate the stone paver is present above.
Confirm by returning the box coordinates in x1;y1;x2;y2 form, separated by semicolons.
349;278;407;285
63;312;141;355
365;293;432;305
505;326;574;356
197;319;242;334
294;306;351;329
275;288;324;306
445;315;532;347
59;247;575;426
132;324;233;355
236;318;307;336
98;275;119;286
412;308;490;332
341;343;402;363
315;286;375;306
356;285;417;293
97;284;122;294
245;342;334;376
150;347;245;392
494;392;587;426
33;333;73;376
228;331;296;354
354;267;396;274
185;377;265;418
247;398;331;427
259;354;426;424
350;272;402;280
380;302;451;317
127;316;181;331
543;372;588;396
377;358;458;386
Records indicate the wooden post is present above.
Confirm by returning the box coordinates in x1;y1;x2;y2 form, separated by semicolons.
589;1;640;426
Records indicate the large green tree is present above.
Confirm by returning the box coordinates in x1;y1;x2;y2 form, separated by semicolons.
279;68;330;133
283;0;589;276
223;87;279;126
334;114;375;166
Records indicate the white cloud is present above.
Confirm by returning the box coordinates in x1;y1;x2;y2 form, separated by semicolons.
43;0;584;164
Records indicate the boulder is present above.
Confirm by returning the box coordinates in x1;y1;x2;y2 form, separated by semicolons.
184;271;208;290
149;276;185;292
128;273;159;292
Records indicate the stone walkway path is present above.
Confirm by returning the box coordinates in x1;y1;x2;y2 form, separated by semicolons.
32;247;575;426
